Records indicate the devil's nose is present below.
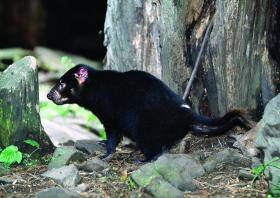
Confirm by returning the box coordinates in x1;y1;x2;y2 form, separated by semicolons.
47;93;52;100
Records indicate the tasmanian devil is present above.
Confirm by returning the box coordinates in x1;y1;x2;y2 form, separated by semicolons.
47;64;250;160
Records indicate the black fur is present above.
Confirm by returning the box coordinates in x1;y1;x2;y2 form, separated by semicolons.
47;64;250;160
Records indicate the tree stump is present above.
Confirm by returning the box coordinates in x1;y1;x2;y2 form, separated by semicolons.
104;0;280;117
0;56;53;153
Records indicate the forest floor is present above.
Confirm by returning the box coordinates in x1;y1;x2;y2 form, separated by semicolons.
0;135;268;198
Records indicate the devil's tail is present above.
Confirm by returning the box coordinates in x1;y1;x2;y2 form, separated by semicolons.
190;109;251;136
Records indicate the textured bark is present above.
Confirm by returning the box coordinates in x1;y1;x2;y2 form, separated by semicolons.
104;0;203;94
203;0;278;116
104;0;279;117
0;56;53;153
104;0;162;78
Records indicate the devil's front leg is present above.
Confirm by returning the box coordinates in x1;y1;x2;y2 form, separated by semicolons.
100;126;122;160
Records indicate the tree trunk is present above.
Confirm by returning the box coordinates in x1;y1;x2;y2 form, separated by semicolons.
203;0;278;116
104;0;279;117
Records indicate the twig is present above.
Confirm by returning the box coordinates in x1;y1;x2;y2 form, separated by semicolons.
183;17;214;100
27;173;42;181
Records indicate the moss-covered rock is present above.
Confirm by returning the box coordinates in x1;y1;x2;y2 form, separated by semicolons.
0;165;10;176
0;56;53;153
202;148;251;173
256;94;280;195
48;146;86;170
131;154;205;198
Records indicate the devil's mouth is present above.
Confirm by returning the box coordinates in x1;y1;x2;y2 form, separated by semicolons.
52;97;69;105
47;90;69;105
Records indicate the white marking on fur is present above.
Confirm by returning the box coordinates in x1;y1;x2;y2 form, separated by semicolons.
181;104;191;109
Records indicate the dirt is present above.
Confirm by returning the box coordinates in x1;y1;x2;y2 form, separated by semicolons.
0;134;268;198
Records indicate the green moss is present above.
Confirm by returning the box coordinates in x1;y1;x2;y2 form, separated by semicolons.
132;164;162;187
0;99;2;122
0;108;13;146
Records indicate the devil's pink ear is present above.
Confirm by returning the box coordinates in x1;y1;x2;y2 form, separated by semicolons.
74;67;88;85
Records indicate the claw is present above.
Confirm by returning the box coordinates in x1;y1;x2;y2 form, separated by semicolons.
98;140;107;146
100;153;115;161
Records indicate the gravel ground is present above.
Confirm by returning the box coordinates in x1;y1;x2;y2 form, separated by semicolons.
0;134;268;198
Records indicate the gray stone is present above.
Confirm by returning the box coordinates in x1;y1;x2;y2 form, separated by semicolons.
232;125;260;158
42;165;81;187
132;163;183;198
190;150;206;161
0;56;53;151
35;187;81;198
146;177;183;198
238;168;255;180
0;176;17;184
130;191;153;198
251;157;262;169
0;165;10;176
77;157;109;172
69;183;88;193
131;154;204;197
75;140;106;155
154;154;204;191
131;162;162;187
203;148;251;173
256;94;280;193
48;146;86;170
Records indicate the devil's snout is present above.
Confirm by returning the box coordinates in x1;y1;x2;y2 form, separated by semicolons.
47;92;53;100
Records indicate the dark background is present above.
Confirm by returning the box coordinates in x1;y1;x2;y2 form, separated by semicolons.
0;0;107;60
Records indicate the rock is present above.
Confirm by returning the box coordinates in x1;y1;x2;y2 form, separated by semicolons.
76;158;109;172
0;165;10;176
75;140;106;155
61;140;75;146
231;124;260;158
146;177;183;198
0;56;53;152
154;154;204;191
42;165;81;187
34;46;101;72
35;187;81;198
132;163;183;198
190;150;206;161
203;148;251;173
238;168;255;180
131;162;162;186
69;183;88;193
255;94;280;193
0;176;17;184
48;146;86;170
132;154;204;197
251;157;262;169
130;191;153;198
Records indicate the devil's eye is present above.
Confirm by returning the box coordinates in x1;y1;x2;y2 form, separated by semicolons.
70;88;75;95
59;80;66;88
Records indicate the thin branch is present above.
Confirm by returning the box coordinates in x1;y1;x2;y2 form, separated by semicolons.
183;17;214;100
